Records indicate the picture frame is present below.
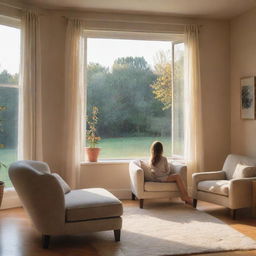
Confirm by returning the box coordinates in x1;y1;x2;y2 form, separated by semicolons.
240;76;256;120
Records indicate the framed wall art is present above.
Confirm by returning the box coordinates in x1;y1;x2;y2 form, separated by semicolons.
241;76;256;119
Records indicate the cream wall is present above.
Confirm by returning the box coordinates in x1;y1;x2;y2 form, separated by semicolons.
230;8;256;158
80;162;131;198
197;19;230;171
36;12;230;196
40;14;66;172
36;13;230;197
79;18;230;196
0;7;231;202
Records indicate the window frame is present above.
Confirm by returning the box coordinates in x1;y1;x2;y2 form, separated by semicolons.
171;41;185;158
0;15;21;29
84;29;185;161
0;16;21;188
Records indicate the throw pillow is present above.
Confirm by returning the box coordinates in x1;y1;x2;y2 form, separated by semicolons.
140;160;155;181
52;173;71;194
233;163;256;179
169;162;175;174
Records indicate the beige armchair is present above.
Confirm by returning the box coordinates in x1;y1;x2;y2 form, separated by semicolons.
129;160;187;208
192;154;256;219
9;160;123;248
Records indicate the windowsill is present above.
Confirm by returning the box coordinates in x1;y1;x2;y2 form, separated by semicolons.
81;159;133;165
1;186;21;210
4;187;15;192
81;157;185;165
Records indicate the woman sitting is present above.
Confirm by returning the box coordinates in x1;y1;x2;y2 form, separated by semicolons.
144;141;192;205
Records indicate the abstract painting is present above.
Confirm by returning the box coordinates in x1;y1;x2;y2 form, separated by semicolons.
241;76;256;119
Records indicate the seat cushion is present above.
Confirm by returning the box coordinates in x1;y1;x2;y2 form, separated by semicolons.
65;188;123;222
198;180;230;196
144;182;178;192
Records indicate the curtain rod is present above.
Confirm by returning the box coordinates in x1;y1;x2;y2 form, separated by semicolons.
63;16;203;28
0;1;202;26
0;1;24;10
0;1;46;14
61;15;202;27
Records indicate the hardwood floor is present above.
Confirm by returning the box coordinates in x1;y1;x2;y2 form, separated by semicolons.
0;200;255;256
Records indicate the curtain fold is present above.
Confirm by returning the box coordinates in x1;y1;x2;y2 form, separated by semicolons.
18;10;43;161
184;24;204;187
63;19;85;188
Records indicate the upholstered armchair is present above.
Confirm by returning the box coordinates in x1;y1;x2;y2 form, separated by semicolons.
129;160;187;208
9;160;123;248
192;154;256;219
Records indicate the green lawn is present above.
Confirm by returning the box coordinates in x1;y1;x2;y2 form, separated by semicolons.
0;148;17;187
0;136;181;188
97;136;172;159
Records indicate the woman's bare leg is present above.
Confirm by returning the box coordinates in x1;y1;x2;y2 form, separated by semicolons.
166;174;192;205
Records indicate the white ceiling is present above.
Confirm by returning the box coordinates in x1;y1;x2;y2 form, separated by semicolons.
20;0;256;19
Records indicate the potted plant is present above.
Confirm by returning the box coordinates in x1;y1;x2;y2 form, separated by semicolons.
0;161;6;208
85;106;101;162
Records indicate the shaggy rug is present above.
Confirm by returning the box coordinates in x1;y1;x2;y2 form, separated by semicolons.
91;201;256;256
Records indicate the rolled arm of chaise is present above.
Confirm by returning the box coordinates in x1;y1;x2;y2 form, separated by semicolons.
229;177;256;209
192;170;226;198
129;161;144;198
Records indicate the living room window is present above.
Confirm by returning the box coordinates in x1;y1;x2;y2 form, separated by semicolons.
0;20;21;187
85;31;184;160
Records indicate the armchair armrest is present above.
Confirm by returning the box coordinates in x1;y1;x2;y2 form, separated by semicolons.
171;163;187;187
192;171;226;198
129;161;144;198
229;177;256;209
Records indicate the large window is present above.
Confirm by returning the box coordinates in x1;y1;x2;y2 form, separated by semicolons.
86;32;184;160
0;22;20;187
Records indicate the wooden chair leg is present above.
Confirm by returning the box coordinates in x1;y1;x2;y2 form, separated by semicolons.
131;193;136;200
139;199;144;209
114;229;121;242
231;209;237;220
193;199;197;208
42;235;50;249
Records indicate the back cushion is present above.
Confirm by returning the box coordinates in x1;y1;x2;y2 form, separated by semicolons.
223;154;256;179
52;173;71;194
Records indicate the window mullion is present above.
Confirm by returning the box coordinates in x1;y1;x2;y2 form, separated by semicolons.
171;42;174;157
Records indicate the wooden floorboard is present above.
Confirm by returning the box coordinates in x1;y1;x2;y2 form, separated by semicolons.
0;200;255;256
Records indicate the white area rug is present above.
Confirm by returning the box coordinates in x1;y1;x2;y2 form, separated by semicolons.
91;201;256;256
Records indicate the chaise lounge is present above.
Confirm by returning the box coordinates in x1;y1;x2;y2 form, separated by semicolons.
9;160;123;248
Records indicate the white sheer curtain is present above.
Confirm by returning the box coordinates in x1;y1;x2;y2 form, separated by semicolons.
18;10;43;160
63;19;85;188
184;24;204;187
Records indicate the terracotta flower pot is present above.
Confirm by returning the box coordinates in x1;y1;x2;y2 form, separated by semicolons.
85;147;101;162
0;181;4;208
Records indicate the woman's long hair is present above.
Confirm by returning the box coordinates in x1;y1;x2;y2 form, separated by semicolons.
150;141;163;166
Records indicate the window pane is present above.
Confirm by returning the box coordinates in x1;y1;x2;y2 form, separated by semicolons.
172;42;185;156
0;24;20;187
86;38;184;159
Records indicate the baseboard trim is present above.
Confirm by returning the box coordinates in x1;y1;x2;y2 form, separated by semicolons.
108;189;131;199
